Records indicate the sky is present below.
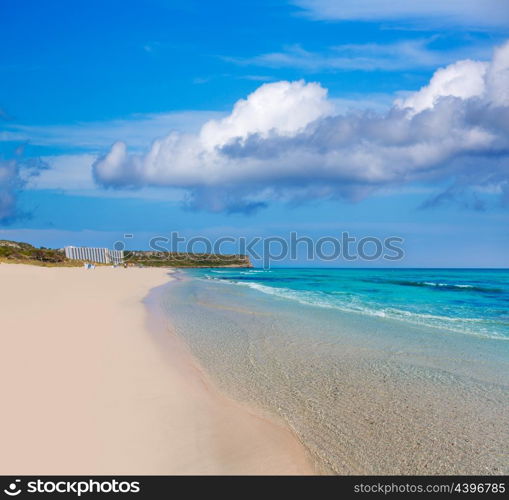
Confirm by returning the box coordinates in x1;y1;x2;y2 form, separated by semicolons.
1;0;509;267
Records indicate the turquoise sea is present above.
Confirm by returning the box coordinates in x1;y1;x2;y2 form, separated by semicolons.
200;268;509;340
161;268;509;474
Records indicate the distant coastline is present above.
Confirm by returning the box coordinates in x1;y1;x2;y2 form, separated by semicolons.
0;239;252;268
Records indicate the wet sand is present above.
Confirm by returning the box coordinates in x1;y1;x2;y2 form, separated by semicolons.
160;274;509;475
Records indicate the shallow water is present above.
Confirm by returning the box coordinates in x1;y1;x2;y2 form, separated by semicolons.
161;268;509;474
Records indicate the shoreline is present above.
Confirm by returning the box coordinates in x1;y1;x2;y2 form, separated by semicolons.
0;264;313;475
161;268;509;475
142;275;315;475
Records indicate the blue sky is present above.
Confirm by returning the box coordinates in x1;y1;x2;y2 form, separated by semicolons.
1;0;508;266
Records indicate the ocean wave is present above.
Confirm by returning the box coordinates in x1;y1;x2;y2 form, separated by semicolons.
219;280;509;340
363;279;503;293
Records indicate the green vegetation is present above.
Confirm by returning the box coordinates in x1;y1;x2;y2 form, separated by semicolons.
124;250;252;268
0;240;80;266
0;240;252;268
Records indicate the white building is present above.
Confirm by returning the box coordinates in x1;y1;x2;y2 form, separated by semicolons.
64;246;124;265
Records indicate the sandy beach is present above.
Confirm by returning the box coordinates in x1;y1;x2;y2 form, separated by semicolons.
0;264;312;475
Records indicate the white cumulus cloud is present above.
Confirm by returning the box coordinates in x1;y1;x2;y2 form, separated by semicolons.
93;41;509;213
200;80;333;148
395;60;489;114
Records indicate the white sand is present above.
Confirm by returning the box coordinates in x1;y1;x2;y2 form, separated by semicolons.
0;264;312;475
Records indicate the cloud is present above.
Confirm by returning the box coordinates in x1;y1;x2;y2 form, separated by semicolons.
239;75;275;82
21;153;186;204
200;80;333;148
395;59;488;114
25;154;97;191
0;159;21;222
0;111;223;152
225;39;492;72
0;153;47;223
291;0;509;28
93;41;509;213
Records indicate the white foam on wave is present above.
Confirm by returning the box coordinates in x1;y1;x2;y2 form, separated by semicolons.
226;280;508;341
423;281;474;289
